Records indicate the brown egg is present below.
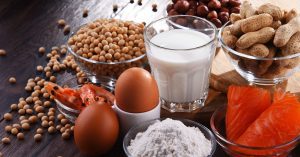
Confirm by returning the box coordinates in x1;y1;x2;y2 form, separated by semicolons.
115;67;159;113
74;102;119;155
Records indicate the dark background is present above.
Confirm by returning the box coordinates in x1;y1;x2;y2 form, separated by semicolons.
0;0;299;156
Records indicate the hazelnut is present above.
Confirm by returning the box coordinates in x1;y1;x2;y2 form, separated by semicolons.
210;18;222;28
207;11;218;19
174;0;190;14
220;0;230;7
175;18;188;26
188;0;198;9
168;9;179;16
231;7;240;14
229;0;241;7
220;7;230;13
208;0;221;10
219;12;229;24
196;5;209;17
166;4;174;12
186;9;196;16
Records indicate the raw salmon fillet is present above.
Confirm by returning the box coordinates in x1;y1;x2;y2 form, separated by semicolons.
226;85;271;141
236;90;300;147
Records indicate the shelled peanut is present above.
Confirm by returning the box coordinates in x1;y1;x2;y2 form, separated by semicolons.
221;1;300;78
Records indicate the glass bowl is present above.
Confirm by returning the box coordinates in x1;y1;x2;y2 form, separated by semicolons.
219;22;300;85
55;76;114;123
210;105;300;157
123;118;216;157
67;23;148;88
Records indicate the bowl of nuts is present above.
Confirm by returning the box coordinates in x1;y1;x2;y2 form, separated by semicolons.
166;0;241;28
67;19;148;88
220;1;300;85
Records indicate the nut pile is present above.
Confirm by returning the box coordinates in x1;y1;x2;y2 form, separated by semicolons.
167;0;241;28
1;45;84;148
68;19;147;78
222;1;300;78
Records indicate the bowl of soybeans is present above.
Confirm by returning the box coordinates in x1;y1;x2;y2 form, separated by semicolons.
67;19;148;88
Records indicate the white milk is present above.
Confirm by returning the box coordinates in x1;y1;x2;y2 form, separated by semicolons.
147;29;215;103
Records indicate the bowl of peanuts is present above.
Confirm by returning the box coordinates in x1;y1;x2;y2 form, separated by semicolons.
220;1;300;85
67;19;148;88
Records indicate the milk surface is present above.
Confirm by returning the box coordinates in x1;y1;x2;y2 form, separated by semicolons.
148;29;215;103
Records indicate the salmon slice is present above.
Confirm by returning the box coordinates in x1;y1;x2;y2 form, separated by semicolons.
236;91;300;148
226;85;272;141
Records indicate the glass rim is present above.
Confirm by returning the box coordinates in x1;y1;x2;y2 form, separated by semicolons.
210;105;300;150
56;99;81;114
144;15;217;51
54;75;115;113
66;22;146;65
123;118;217;157
219;22;300;61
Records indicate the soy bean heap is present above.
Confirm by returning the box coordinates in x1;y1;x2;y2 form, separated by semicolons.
68;19;145;62
67;19;147;78
222;1;300;78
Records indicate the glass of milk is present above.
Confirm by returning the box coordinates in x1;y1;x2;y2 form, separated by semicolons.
144;15;217;112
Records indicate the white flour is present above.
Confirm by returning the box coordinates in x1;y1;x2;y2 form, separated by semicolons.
127;118;212;157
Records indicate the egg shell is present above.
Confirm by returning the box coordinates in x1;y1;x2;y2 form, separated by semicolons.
74;102;119;155
115;67;159;113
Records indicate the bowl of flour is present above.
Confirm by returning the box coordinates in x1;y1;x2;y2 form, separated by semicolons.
123;118;216;157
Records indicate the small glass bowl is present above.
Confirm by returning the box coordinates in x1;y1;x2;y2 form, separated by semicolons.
123;118;216;157
55;76;114;123
210;105;300;157
67;23;148;88
219;22;300;85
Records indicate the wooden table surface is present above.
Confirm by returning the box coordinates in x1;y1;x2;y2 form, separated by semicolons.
0;0;300;157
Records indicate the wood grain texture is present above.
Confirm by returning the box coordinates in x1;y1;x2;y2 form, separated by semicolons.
0;0;299;156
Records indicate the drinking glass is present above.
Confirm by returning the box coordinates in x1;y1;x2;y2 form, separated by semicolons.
144;15;217;112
